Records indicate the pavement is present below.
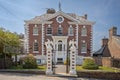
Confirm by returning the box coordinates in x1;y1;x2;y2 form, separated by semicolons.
0;72;104;80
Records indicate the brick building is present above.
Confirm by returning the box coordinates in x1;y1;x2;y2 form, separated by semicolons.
93;27;120;59
24;8;95;64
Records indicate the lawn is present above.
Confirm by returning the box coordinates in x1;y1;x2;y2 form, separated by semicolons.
76;66;120;72
9;65;46;71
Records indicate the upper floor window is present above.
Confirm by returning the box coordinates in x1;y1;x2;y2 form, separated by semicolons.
81;26;87;36
46;25;52;35
33;25;38;35
33;40;39;52
58;25;63;35
68;25;74;36
81;40;87;53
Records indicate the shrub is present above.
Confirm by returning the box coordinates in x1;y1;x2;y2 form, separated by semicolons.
22;54;37;69
82;58;98;70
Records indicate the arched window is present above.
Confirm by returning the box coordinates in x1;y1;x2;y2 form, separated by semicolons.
33;40;38;51
58;40;62;51
81;26;87;36
46;25;52;35
81;40;87;53
58;25;62;35
68;25;74;36
33;24;38;35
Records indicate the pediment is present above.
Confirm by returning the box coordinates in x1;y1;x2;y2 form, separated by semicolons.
45;11;79;22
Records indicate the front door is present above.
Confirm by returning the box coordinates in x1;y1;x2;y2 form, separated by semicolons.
52;36;68;64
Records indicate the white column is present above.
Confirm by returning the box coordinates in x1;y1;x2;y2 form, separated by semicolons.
42;23;45;55
69;46;77;75
24;24;29;54
76;24;78;55
46;48;53;75
91;25;93;56
45;40;53;75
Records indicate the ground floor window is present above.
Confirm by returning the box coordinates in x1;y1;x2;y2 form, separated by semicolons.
36;59;41;65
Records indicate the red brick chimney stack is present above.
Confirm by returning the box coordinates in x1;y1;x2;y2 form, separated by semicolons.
84;14;87;19
109;27;117;40
102;37;108;47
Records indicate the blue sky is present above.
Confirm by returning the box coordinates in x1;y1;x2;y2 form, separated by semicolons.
0;0;120;51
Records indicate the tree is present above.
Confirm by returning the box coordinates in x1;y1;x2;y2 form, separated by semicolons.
0;27;20;68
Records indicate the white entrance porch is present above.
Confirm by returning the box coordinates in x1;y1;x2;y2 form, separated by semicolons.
52;36;68;64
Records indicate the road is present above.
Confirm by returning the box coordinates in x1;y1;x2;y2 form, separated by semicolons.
0;72;103;80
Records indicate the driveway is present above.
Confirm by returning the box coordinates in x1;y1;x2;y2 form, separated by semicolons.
0;72;104;80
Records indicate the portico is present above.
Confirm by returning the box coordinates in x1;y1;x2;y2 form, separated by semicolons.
52;36;68;63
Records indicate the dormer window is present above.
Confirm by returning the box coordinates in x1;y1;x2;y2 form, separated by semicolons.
33;24;38;35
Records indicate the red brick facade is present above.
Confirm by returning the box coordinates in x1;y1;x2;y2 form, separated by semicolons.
24;10;94;58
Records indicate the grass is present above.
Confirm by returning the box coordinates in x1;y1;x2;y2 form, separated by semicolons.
9;65;46;71
76;66;120;72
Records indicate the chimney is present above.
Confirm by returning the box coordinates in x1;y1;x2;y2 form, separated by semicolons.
102;37;108;47
46;8;56;14
84;14;87;19
109;27;117;39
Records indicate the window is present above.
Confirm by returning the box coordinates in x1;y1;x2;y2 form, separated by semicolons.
58;25;62;35
46;25;52;35
58;40;62;51
81;26;87;36
36;59;41;65
81;41;87;53
33;25;38;35
33;40;38;51
68;25;74;36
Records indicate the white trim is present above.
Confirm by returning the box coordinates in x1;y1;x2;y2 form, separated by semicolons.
56;16;64;23
68;21;95;25
76;24;78;55
33;51;39;53
46;11;78;22
24;24;29;54
25;21;53;25
90;25;93;56
42;23;45;55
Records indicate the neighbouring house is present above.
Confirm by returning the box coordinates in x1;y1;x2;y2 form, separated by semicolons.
24;8;95;65
93;27;120;67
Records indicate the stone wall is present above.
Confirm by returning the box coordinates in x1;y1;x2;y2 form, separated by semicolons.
77;71;120;79
93;57;112;67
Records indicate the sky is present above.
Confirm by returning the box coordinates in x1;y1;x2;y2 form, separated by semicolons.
0;0;120;51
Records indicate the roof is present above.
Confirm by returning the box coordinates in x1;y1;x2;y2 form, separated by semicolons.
93;45;106;55
24;11;95;25
112;36;120;47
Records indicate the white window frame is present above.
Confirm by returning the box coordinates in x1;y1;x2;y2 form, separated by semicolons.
81;40;87;53
81;26;87;36
58;25;63;35
68;25;74;36
33;24;38;36
33;40;39;53
46;25;52;36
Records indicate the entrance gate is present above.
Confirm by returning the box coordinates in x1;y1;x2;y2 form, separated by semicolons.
45;39;77;75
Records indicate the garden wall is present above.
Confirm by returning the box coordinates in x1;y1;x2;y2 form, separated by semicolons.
93;57;112;67
77;71;120;79
0;58;12;69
